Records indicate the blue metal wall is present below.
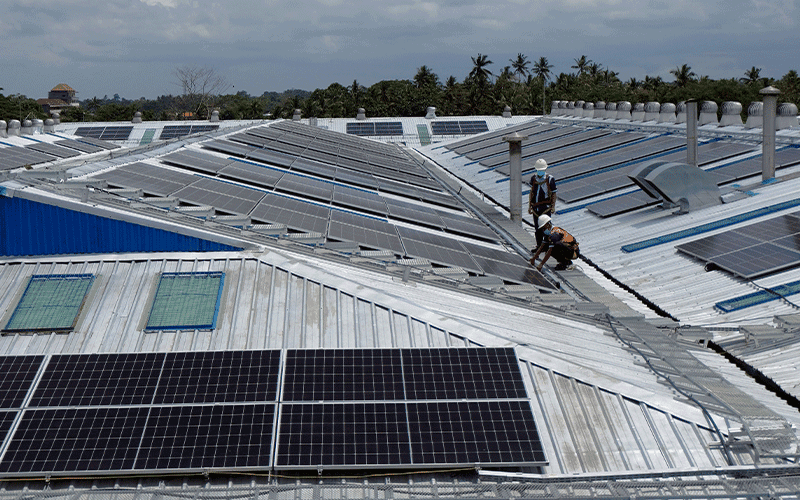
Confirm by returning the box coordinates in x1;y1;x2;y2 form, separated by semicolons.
0;196;242;256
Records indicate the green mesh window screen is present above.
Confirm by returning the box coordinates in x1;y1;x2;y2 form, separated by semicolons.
146;272;225;331
4;274;95;333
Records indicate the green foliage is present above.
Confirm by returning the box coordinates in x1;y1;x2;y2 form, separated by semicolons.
0;93;46;122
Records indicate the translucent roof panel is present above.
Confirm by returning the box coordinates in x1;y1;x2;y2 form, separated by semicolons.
145;272;225;331
3;274;95;333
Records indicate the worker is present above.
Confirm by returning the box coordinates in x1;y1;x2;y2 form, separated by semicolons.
527;158;557;248
529;214;579;271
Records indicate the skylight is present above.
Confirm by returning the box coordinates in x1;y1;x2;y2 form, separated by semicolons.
3;274;95;333
145;272;224;331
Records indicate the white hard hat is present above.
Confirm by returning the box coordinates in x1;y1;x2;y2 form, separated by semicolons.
537;214;551;227
534;158;548;171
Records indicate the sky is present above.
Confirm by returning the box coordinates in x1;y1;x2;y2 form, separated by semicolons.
1;0;798;101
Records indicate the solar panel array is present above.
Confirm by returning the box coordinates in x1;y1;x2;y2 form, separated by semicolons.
676;211;800;279
0;347;545;476
25;142;82;159
54;138;106;153
159;124;220;140
0;145;56;170
345;122;404;136
430;121;489;135
74;126;133;141
87;122;553;288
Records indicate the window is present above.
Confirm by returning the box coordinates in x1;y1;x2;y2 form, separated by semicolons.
145;272;225;331
3;274;95;333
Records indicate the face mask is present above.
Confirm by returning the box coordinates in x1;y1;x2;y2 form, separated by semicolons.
543;229;551;236
536;171;546;179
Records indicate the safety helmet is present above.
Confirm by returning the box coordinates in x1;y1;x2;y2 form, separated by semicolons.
534;159;548;171
537;214;551;227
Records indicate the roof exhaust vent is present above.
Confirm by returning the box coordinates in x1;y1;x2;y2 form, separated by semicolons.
676;101;687;123
132;111;142;124
574;100;585;118
698;101;718;126
0;120;6;138
644;102;660;122
745;101;763;129
210;110;220;122
631;103;645;122
777;103;799;130
719;101;743;127
292;109;302;121
605;102;617;120
356;108;366;120
43;119;55;133
582;101;594;118
628;160;721;213
658;103;676;123
502;105;512;118
7;120;20;137
594;101;606;119
51;111;61;125
425;106;437;119
21;120;33;135
616;101;632;120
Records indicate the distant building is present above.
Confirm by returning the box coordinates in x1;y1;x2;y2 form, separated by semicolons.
38;83;79;114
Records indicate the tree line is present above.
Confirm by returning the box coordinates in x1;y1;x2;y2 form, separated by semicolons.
1;55;798;123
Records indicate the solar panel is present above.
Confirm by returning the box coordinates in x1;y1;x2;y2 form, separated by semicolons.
438;213;500;242
387;201;444;228
450;123;554;155
0;356;45;408
251;194;330;233
275;174;334;202
0;146;55;170
154;350;280;404
283;349;404;401
332;185;388;215
346;122;403;136
483;129;611;169
159;124;219;140
276;403;410;468
676;212;800;278
203;139;256;157
587;191;659;218
173;177;266;215
218;161;286;188
75;126;133;141
137;404;275;470
3;274;94;333
161;150;234;173
402;348;527;399
54;139;105;153
470;256;554;289
400;237;482;273
407;400;545;466
69;136;120;150
29;352;165;407
92;162;197;196
25;142;82;158
145;272;224;331
0;406;149;474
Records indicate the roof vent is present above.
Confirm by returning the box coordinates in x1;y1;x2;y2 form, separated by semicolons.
631;102;646;122
777;102;799;130
698;101;718;126
675;101;687;123
209;110;220;122
605;102;617;120
21;119;33;135
574;100;585;118
582;101;594;119
616;101;632;120
51;111;61;124
550;100;560;115
356;108;366;120
0;120;6;138
644;102;660;122
309;117;318;127
132;111;142;124
658;103;677;123
7;120;20;137
32;119;44;134
628;160;721;213
425;106;437;119
594;101;606;119
292;109;302;121
44;119;55;133
503;105;512;118
719;101;743;127
745;101;763;129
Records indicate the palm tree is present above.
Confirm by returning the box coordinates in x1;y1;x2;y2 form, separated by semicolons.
510;53;530;82
740;66;761;84
571;55;592;76
469;53;493;86
414;66;439;89
532;57;553;115
670;64;696;87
